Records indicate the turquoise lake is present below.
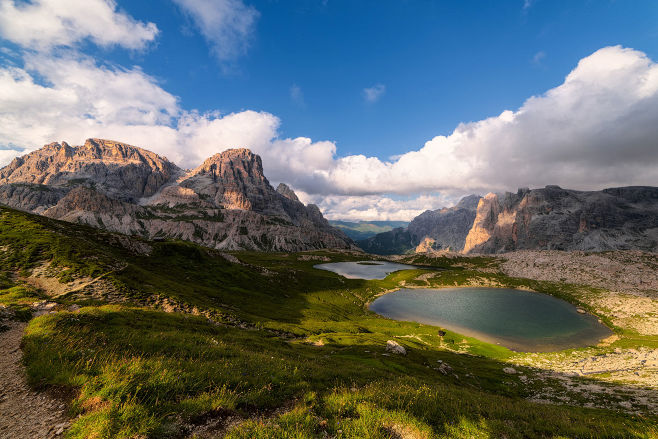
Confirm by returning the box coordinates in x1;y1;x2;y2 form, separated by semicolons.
313;261;417;280
369;287;612;352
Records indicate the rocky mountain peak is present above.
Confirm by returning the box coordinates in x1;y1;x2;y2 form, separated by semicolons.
193;148;264;179
0;138;179;202
276;183;300;202
0;140;355;252
455;194;483;210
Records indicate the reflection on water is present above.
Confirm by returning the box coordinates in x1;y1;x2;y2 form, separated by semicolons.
314;261;417;280
370;287;611;352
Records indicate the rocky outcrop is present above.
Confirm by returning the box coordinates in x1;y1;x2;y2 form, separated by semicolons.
0;139;355;252
408;194;481;252
462;193;500;253
276;183;299;202
361;186;658;255
0;139;179;201
464;186;658;253
358;194;480;255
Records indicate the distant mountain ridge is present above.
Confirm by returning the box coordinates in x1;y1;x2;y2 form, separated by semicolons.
359;186;658;254
0;139;355;251
328;220;409;241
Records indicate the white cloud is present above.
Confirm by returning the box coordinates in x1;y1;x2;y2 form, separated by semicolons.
309;46;658;196
0;0;158;50
296;191;454;222
1;45;658;221
172;0;259;62
290;84;305;107
363;84;386;103
0;53;336;173
0;53;181;158
532;50;546;65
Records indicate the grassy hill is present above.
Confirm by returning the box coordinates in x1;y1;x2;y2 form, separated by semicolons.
0;206;656;438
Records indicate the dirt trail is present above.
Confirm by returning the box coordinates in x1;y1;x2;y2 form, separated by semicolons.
0;320;70;439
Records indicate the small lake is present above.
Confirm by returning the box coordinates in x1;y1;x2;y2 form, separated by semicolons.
369;287;612;352
314;261;417;280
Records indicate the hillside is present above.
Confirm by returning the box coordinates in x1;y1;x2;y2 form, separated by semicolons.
328;220;409;240
0;206;656;438
0;139;354;252
360;186;658;255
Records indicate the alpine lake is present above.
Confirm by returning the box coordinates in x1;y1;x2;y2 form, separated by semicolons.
315;261;611;352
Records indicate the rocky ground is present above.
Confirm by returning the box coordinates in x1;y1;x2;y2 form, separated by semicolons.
496;250;658;393
499;250;658;297
0;315;70;438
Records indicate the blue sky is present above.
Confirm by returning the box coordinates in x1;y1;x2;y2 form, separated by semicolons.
116;0;658;159
0;0;657;220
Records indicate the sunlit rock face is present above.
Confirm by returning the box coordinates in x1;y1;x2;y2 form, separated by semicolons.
0;139;355;252
409;194;481;252
463;186;658;253
360;187;658;255
0;138;180;201
358;194;480;254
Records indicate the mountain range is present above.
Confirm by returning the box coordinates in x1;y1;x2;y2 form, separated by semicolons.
1;139;656;255
0;139;355;252
328;220;409;241
359;186;658;254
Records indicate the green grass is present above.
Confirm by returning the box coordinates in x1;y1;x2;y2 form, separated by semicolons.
23;306;656;439
0;206;655;438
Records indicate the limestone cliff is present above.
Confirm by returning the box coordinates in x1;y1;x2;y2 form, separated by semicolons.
360;186;658;255
0;139;355;252
0;138;179;201
358;194;480;255
463;186;658;253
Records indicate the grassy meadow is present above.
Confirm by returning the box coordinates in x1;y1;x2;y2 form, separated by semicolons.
0;207;656;438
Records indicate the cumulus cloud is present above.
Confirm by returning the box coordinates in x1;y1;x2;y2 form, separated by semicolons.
0;53;336;172
307;46;658;196
296;192;454;221
1;40;657;220
363;84;386;103
0;0;158;50
172;0;259;62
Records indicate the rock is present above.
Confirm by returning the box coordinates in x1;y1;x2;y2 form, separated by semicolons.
463;186;658;253
359;194;480;255
437;363;452;375
276;183;300;202
385;340;406;355
576;308;586;314
0;140;356;252
68;305;80;312
503;367;517;374
362;185;658;254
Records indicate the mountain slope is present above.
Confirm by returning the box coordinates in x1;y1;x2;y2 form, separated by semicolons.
328;220;409;240
360;186;658;255
0;139;354;252
464;186;658;253
357;195;481;254
0;206;654;438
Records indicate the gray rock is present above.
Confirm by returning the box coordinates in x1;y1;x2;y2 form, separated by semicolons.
0;140;356;252
385;340;406;355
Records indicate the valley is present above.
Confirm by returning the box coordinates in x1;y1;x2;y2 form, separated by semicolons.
0;206;656;438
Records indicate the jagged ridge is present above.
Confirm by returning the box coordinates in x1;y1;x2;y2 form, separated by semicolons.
360;186;658;254
0;139;355;252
